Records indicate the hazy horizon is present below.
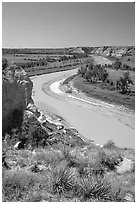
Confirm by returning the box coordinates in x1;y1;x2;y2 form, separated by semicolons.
2;45;135;49
2;2;135;48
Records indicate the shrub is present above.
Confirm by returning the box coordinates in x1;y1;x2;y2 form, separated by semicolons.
87;159;107;176
50;165;77;195
34;149;63;166
62;147;88;169
116;71;133;94
98;149;123;171
78;175;112;201
103;140;117;149
113;60;122;70
77;66;87;77
20;120;49;149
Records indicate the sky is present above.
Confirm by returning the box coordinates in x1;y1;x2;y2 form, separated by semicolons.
2;2;135;48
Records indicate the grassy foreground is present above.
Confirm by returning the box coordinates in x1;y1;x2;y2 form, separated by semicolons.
3;144;135;202
3;116;135;202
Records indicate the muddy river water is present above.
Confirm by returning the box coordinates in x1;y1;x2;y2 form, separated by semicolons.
31;56;135;148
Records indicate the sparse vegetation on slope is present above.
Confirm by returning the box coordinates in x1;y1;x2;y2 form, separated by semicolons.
3;133;135;202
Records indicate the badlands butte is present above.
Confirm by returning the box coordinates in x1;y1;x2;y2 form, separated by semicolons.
2;46;135;202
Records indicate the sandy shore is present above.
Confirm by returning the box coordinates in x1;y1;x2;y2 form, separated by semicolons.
50;78;135;130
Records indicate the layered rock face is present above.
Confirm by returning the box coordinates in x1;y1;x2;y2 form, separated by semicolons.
2;65;33;134
88;46;135;58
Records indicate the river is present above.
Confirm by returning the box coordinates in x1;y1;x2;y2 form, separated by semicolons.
31;56;135;148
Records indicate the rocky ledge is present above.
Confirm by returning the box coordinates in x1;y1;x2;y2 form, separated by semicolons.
2;64;33;134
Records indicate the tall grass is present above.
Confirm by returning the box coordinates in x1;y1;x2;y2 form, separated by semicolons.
2;169;49;201
50;164;77;196
78;175;112;201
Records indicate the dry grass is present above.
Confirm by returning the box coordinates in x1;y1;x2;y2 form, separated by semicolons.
2;169;50;202
2;132;135;202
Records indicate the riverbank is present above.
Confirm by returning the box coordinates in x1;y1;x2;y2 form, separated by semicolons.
62;74;135;111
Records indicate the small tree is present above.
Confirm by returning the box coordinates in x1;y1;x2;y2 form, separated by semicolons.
78;66;87;77
85;69;93;82
116;71;133;94
96;66;108;82
113;60;122;70
102;69;108;82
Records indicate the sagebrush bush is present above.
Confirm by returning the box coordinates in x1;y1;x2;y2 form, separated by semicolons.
98;149;123;171
87;158;107;176
62;146;87;169
34;149;63;166
103;140;117;149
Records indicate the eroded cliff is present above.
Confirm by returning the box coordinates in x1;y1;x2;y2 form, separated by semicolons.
79;46;134;59
2;65;34;134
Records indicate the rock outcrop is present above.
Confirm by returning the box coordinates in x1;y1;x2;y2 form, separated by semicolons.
92;46;132;58
84;46;135;58
68;47;85;54
2;65;34;134
80;46;134;59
